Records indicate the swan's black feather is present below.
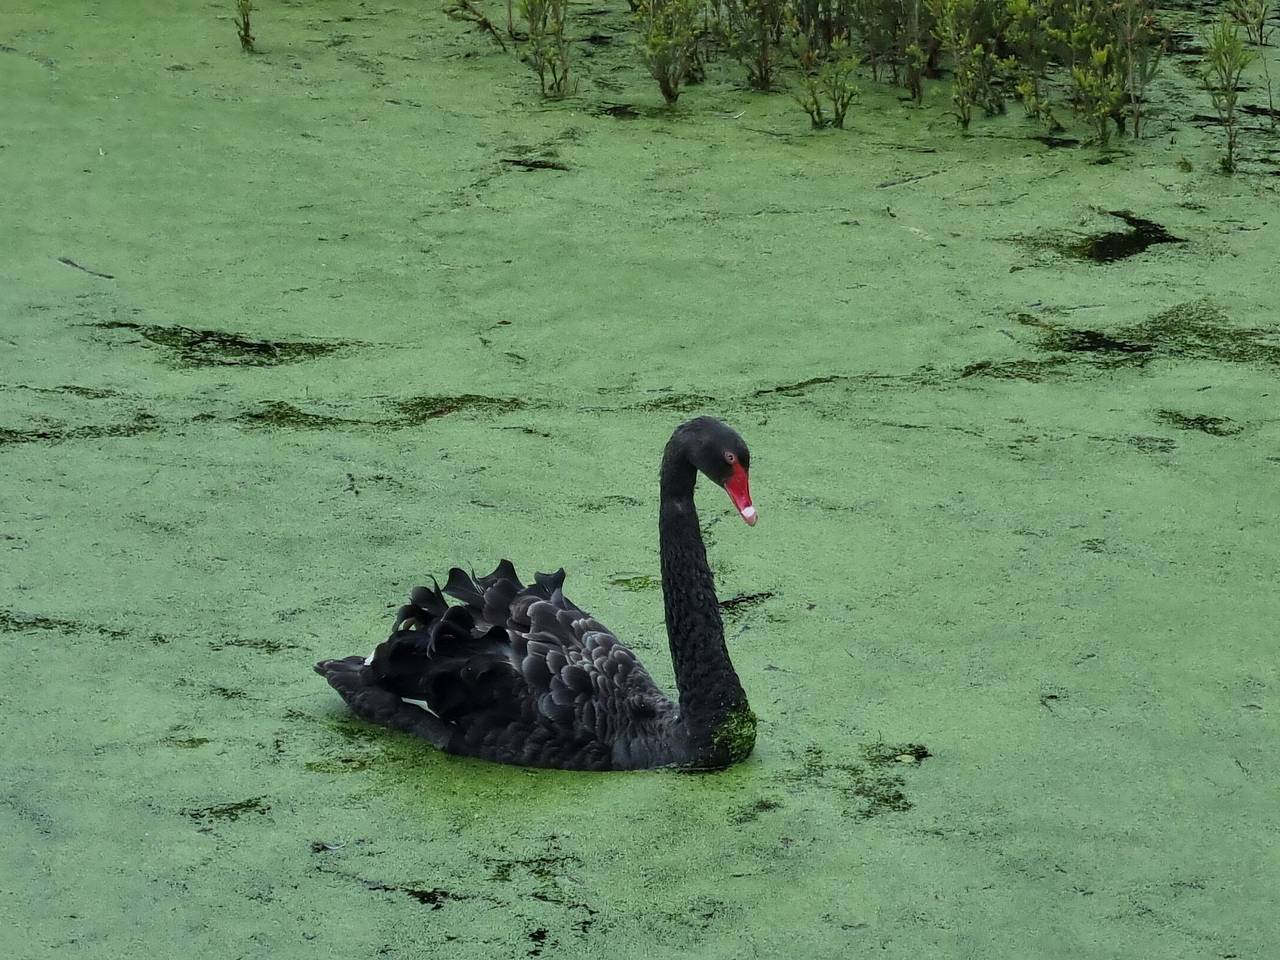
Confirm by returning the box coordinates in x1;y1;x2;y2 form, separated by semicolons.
317;559;685;770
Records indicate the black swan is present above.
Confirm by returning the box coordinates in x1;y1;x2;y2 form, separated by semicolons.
314;416;759;771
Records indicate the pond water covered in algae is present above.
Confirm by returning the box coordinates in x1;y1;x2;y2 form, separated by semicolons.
2;2;1278;958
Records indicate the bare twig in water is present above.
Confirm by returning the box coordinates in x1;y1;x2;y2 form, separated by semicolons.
57;256;115;279
876;170;943;189
443;0;508;51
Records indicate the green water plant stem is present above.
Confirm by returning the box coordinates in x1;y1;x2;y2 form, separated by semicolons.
1229;0;1270;46
1202;17;1255;173
1002;0;1056;125
637;0;701;105
793;37;860;127
1231;0;1275;131
234;0;254;53
850;0;900;80
1071;44;1124;144
928;0;1001;128
1113;0;1162;138
722;0;786;91
520;0;572;96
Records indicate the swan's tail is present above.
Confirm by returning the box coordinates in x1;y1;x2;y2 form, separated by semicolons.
313;656;452;748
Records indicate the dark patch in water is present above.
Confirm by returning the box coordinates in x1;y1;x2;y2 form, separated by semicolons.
719;591;774;620
0;412;159;446
501;157;570;172
1128;301;1280;366
1089;433;1179;454
393;393;525;423
959;358;1064;382
578;495;643;513
729;796;783;824
1032;134;1081;148
182;796;271;822
960;300;1280;382
862;742;932;767
485;851;582;884
1045;328;1153;354
209;685;249;700
1059;210;1185;263
305;755;375;773
0;609;128;639
162;736;211;749
234;401;369;430
608;574;659;591
208;636;298;654
773;742;930;820
363;880;463;909
753;375;851;397
1153;409;1243;436
527;928;550;956
631;393;717;413
597;103;639;119
1242;103;1280;121
96;320;352;367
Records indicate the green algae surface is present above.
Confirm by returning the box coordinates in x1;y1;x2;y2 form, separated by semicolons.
3;3;1280;959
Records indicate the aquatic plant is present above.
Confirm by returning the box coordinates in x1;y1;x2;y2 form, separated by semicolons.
721;0;787;90
1112;0;1162;138
927;0;1003;128
443;0;509;51
1043;0;1125;142
1229;0;1270;46
844;0;937;98
1201;17;1255;173
849;0;901;80
1002;0;1057;125
1070;44;1124;144
520;0;573;96
636;0;702;104
792;36;860;127
791;0;856;57
234;0;254;53
1230;0;1275;131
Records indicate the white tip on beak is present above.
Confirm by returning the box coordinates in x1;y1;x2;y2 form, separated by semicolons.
740;505;758;525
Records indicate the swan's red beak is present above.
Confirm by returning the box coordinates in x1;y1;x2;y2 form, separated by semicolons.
725;463;757;526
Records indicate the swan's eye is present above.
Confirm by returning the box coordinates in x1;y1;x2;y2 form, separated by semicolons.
724;451;736;464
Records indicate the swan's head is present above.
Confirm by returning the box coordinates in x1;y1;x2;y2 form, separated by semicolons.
678;417;756;526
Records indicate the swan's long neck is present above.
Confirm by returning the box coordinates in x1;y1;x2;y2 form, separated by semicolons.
659;443;752;763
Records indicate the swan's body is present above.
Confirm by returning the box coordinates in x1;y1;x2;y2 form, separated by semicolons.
315;417;758;771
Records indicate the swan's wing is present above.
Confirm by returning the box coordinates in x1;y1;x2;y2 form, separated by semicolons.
514;597;674;746
375;562;673;747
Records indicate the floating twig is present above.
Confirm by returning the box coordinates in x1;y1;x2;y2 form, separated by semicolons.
57;256;114;279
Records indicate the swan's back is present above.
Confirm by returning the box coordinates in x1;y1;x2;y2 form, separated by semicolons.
316;561;688;770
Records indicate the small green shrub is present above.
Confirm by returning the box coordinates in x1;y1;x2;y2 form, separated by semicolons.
637;0;702;105
520;0;573;97
849;0;902;81
793;37;860;127
1112;0;1162;138
1229;0;1274;131
928;0;1003;128
791;0;856;58
1202;17;1255;173
1070;44;1125;144
1002;0;1066;127
722;0;787;91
